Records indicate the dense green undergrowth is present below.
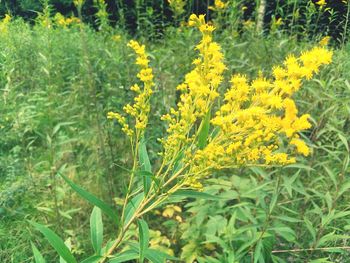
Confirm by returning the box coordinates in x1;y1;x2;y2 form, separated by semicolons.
1;9;350;263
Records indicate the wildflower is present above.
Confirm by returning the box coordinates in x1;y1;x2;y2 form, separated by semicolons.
54;13;81;27
110;14;332;192
160;14;226;164
271;17;283;31
108;40;154;137
209;0;228;11
0;14;11;34
319;36;330;46
316;0;326;7
174;18;330;187
162;205;182;218
275;18;283;26
290;137;310;156
168;0;186;17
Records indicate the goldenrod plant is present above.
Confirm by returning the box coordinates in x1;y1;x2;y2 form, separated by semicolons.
94;0;110;32
168;0;186;20
28;14;334;262
0;14;11;34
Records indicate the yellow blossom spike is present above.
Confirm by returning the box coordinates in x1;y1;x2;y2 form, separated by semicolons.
108;40;154;137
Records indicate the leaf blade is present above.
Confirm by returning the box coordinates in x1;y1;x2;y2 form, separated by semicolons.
30;222;77;263
60;173;117;223
137;219;149;263
31;242;46;263
90;206;103;255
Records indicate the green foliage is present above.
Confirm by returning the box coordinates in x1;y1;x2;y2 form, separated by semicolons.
30;221;77;263
90;207;104;255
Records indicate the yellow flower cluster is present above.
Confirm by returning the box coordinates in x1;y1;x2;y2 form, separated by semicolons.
190;45;332;186
54;13;81;27
319;36;330;46
168;0;186;17
108;40;154;137
109;14;332;191
316;0;326;7
158;14;332;188
209;0;229;11
0;14;11;34
160;14;226;161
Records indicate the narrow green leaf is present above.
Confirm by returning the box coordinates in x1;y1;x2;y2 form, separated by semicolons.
124;193;144;225
145;249;178;263
253;240;263;263
337;133;349;152
59;173;117;223
60;238;72;263
31;242;46;263
109;250;139;263
30;221;77;263
90;207;103;255
139;137;152;194
172;151;184;174
80;255;102;263
137;219;149;263
145;249;164;263
172;190;222;200
197;111;210;149
137;170;160;191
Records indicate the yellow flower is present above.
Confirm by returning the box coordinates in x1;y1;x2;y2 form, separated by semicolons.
111;13;332;191
316;0;326;6
54;13;81;27
319;36;330;46
181;19;332;185
209;0;228;11
162;205;182;218
0;14;11;34
290;137;310;156
160;14;226;166
108;40;154;136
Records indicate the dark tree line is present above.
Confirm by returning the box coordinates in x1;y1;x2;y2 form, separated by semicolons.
0;0;349;41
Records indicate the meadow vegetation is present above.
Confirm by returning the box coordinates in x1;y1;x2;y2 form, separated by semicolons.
1;1;350;262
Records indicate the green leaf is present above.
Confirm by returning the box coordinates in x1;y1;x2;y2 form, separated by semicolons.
172;190;222;200
124;193;144;225
303;217;315;243
59;173;117;223
90;207;103;255
80;255;102;263
172;151;184;174
30;221;77;263
337;133;349;152
31;242;46;263
137;170;160;191
60;238;72;263
139;137;152;194
253;240;263;263
145;249;178;263
137;219;149;263
145;249;165;263
109;250;139;263
197;111;210;149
